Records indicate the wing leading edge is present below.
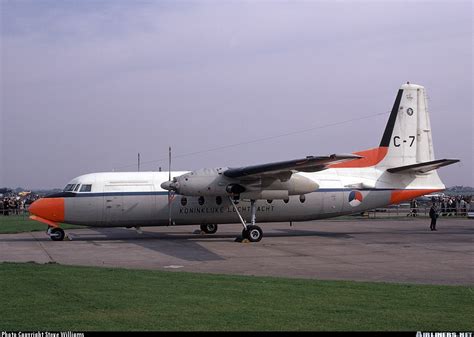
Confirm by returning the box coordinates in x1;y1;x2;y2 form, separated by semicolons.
223;154;362;179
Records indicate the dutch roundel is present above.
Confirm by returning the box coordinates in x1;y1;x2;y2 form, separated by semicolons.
348;191;363;207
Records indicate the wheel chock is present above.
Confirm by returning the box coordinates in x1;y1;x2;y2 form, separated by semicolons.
234;237;249;243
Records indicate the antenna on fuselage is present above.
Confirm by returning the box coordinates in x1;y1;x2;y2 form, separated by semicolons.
168;146;172;226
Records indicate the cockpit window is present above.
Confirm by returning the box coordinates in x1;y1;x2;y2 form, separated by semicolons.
64;184;75;192
74;184;81;191
80;184;92;192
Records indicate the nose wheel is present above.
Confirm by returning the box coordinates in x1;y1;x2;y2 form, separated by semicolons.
47;227;65;241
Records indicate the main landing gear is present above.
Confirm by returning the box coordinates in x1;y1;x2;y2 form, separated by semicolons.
200;223;218;234
47;226;65;241
229;197;263;242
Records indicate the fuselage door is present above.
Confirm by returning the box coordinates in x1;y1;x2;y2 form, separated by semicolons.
103;185;124;224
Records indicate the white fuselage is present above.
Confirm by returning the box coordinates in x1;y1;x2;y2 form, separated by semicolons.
57;167;442;227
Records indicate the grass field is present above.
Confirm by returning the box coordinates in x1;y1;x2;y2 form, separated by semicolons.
0;215;83;233
0;263;472;331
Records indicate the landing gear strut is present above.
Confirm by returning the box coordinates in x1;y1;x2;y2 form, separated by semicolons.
200;223;218;234
229;197;263;242
47;227;65;241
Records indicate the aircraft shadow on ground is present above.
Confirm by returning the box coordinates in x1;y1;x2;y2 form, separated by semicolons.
0;226;354;242
0;227;355;262
71;227;354;241
78;228;227;262
69;227;353;261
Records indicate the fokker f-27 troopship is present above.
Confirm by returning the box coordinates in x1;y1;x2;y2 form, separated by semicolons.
29;83;459;242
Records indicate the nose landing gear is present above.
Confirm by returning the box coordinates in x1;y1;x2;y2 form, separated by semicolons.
47;227;65;241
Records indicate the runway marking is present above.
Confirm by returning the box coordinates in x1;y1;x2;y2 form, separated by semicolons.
163;265;184;269
30;232;55;263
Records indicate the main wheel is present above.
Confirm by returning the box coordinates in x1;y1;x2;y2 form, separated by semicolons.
246;225;263;242
50;228;65;241
200;224;218;234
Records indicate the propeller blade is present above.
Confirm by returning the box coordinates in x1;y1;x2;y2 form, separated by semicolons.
168;146;172;226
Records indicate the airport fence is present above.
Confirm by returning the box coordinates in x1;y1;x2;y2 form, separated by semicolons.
0;208;30;217
364;204;472;218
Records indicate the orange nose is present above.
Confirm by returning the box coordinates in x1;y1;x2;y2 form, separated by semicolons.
29;198;65;222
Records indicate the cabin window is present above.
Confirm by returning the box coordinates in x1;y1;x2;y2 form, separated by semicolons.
181;197;187;206
299;195;306;203
267;199;273;204
283;198;289;204
198;196;205;205
80;184;92;192
216;196;222;205
74;184;81;191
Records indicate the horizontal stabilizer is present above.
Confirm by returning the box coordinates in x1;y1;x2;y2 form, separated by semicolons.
387;159;459;174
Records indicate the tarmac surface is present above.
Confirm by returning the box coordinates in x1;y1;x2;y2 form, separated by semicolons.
1;218;472;285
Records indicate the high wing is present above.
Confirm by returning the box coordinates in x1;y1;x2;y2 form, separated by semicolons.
223;153;362;179
161;153;363;198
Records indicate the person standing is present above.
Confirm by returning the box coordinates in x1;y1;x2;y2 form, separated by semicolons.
412;199;418;217
3;198;9;216
429;202;438;231
441;198;447;216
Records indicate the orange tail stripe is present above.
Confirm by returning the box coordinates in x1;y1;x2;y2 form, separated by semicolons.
390;189;442;204
330;147;388;168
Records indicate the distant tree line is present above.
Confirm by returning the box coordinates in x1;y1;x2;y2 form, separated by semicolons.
445;186;474;196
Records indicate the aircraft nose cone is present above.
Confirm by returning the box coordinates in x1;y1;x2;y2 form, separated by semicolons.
29;198;65;222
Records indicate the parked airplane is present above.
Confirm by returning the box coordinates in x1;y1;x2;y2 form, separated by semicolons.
29;83;459;242
418;192;446;202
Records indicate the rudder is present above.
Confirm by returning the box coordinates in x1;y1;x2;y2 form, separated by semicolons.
377;83;435;168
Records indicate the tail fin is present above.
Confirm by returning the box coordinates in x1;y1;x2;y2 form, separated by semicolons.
378;83;435;168
329;83;459;174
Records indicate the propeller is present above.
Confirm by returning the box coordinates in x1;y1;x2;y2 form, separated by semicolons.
160;146;181;226
168;146;172;226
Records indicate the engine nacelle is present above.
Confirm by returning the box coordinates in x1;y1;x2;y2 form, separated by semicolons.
226;183;246;194
162;168;319;198
166;168;234;197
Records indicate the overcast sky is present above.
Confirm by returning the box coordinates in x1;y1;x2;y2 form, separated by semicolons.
1;0;472;189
